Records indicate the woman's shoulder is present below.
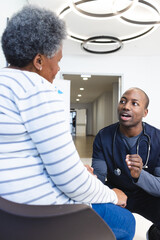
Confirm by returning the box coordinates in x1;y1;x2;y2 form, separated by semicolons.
0;68;62;101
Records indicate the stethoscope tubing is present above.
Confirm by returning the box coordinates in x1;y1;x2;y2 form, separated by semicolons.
113;123;150;176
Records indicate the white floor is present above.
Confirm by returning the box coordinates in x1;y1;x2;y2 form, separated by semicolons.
133;214;152;240
81;158;152;240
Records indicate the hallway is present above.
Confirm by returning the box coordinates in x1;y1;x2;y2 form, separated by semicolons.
73;135;95;158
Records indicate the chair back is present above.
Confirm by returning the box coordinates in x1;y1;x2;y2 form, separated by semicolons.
0;196;116;240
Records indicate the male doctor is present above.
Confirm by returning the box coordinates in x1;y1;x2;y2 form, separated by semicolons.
92;87;160;240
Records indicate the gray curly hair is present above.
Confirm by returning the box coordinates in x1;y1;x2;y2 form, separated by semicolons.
1;5;66;67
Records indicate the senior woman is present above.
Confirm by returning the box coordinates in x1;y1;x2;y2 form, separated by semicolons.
0;5;135;240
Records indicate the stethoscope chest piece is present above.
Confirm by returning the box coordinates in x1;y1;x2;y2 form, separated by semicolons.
114;168;121;176
112;122;150;176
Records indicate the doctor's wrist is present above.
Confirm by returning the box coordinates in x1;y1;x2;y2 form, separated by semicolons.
132;177;139;183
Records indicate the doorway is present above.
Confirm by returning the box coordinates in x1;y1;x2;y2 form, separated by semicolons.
61;73;122;136
70;110;76;135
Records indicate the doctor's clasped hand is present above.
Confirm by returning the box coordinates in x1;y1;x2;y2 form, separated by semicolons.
92;87;160;240
125;154;143;179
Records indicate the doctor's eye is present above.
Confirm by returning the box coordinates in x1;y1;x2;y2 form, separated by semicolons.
132;102;139;106
120;99;126;104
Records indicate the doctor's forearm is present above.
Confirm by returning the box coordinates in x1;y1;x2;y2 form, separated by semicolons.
134;170;160;197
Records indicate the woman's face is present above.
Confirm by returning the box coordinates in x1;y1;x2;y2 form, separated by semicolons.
40;48;62;83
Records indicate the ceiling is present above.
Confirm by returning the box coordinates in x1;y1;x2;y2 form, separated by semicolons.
28;0;160;104
28;0;160;56
62;74;119;103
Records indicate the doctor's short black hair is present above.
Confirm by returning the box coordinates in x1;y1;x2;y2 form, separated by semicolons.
1;5;66;67
142;90;149;109
124;87;149;109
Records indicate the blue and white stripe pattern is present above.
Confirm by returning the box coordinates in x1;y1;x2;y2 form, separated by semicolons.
0;68;117;205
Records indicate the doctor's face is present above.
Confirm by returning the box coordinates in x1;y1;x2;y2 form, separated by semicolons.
117;88;148;129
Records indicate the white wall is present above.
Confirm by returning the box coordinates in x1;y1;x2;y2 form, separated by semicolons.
112;82;119;124
92;101;97;136
1;1;160;130
92;83;119;135
0;0;28;69
75;109;86;136
60;54;160;129
93;91;113;134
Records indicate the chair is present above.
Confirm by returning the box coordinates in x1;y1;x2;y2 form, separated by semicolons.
0;196;116;240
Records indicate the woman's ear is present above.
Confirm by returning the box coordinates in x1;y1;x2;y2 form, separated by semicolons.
33;54;43;71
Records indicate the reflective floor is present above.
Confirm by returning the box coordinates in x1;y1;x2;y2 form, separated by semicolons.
72;135;95;159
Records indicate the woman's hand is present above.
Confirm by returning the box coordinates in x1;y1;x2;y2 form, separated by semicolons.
112;188;127;208
84;164;97;177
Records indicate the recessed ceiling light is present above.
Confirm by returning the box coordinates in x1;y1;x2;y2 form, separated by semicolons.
80;88;84;90
78;94;82;97
83;77;88;80
76;98;80;101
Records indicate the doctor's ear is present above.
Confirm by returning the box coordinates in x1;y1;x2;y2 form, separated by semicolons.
143;109;148;118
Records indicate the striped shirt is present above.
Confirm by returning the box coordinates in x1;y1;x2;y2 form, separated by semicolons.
0;68;117;205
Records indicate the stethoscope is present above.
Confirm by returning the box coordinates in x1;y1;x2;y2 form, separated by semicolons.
113;122;151;176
